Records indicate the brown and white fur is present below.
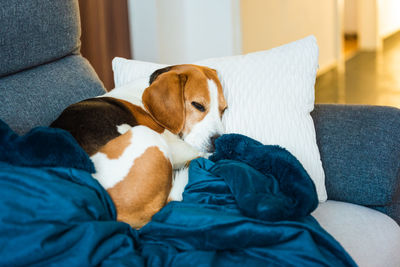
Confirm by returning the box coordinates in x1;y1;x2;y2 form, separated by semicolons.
51;64;227;228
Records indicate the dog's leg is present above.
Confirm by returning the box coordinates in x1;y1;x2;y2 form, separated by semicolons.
91;125;173;228
168;167;189;201
161;131;203;169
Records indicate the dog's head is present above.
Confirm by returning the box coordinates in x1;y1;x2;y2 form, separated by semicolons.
143;64;227;153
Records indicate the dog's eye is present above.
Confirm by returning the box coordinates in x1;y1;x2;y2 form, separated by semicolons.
191;101;205;112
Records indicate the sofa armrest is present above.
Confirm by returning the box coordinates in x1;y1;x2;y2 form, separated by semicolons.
311;104;400;223
0;55;105;135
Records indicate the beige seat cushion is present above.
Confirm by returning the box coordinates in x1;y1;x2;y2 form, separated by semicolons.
312;200;400;267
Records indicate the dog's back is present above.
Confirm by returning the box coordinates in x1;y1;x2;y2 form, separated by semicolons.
50;97;161;155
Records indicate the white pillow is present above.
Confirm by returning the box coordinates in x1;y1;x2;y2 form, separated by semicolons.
112;35;327;202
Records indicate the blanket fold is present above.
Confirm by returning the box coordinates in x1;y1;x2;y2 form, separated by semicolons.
0;121;356;267
209;134;318;221
0;119;94;172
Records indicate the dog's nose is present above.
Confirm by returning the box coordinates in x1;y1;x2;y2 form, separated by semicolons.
209;134;221;152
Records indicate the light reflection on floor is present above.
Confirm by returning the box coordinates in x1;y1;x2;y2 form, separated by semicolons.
315;32;400;108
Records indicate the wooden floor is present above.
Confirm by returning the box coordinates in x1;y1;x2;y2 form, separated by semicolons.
315;32;400;108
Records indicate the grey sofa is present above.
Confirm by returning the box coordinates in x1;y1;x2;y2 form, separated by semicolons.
1;0;399;266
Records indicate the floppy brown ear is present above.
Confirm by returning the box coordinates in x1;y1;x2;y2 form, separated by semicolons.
142;71;187;134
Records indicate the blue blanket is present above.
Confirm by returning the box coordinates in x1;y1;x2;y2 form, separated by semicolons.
0;120;356;266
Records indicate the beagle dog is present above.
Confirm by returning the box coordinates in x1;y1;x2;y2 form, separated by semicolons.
51;64;227;228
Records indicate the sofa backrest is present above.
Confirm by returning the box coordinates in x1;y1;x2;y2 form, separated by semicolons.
0;0;80;77
0;0;105;134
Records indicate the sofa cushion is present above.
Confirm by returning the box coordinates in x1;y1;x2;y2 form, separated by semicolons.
0;0;80;77
311;104;400;223
312;200;400;267
0;55;105;135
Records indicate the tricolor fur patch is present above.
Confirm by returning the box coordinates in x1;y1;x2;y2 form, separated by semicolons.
50;64;228;228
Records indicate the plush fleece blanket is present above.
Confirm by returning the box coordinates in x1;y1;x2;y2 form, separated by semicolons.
0;120;356;266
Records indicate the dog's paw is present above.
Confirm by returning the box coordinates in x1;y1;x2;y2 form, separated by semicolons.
201;152;212;159
184;160;191;168
169;168;189;201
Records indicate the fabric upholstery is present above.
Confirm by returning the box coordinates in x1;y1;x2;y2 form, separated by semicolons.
0;0;81;77
312;200;400;267
311;104;400;224
0;55;105;135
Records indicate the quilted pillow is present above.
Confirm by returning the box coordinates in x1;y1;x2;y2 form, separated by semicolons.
112;35;327;202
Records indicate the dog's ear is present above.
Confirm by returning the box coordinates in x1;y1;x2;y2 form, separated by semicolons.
149;66;173;85
143;71;187;134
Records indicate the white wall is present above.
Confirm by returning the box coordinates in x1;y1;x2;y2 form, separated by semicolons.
128;0;241;64
379;0;400;38
240;0;338;73
344;0;400;50
358;0;382;50
129;0;340;71
344;0;357;35
127;0;159;63
128;0;400;68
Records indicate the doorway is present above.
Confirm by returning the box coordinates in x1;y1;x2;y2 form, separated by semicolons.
343;0;359;59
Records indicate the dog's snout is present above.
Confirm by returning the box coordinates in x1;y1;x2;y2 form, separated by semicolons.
211;134;221;146
209;134;221;153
